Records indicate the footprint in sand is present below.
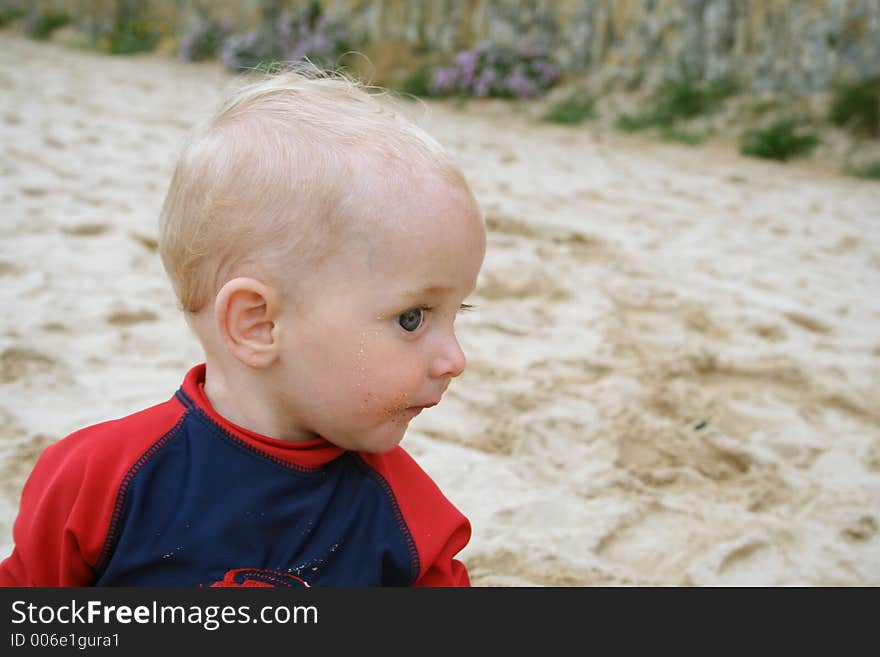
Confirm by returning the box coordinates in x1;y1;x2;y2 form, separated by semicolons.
478;268;570;302
485;213;542;240
0;262;20;276
128;232;158;251
20;186;49;197
61;223;111;236
595;506;704;581
40;322;69;333
72;193;109;208
866;440;880;472
43;136;66;150
106;309;159;326
551;231;608;263
750;322;788;342
840;515;877;542
783;311;831;334
425;413;523;456
0;347;56;383
714;537;777;581
824;235;861;255
602;278;679;311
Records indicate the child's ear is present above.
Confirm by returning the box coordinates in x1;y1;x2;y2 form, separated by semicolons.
214;277;281;368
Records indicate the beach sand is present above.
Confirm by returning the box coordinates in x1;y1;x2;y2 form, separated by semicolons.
2;32;879;585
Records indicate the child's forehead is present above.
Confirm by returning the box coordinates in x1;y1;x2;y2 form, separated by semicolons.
355;156;473;212
353;176;483;270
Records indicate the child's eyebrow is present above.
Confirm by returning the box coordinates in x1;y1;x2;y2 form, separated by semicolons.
401;285;454;300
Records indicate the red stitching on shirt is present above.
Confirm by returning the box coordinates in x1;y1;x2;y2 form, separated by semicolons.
93;415;186;575
352;455;421;584
190;407;325;474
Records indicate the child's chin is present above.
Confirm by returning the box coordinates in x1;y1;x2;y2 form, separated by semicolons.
360;427;408;454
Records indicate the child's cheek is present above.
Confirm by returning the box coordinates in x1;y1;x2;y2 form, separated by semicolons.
352;329;396;414
379;391;412;417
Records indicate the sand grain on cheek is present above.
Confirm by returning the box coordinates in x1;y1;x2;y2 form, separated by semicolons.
355;329;382;409
381;392;413;425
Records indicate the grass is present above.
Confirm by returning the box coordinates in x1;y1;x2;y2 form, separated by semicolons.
23;12;70;40
829;78;879;138
616;77;738;132
0;8;24;27
750;98;783;117
400;66;432;97
541;95;597;125
661;127;708;145
845;160;880;180
616;111;658;132
740;118;820;161
103;20;160;55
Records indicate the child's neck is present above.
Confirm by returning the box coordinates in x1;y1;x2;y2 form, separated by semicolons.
202;361;314;442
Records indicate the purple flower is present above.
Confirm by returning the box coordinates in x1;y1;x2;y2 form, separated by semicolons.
473;68;496;97
519;44;546;59
179;32;196;60
220;31;255;69
431;67;459;94
533;59;561;87
455;50;477;74
274;8;351;67
504;68;538;98
311;31;331;53
427;42;561;98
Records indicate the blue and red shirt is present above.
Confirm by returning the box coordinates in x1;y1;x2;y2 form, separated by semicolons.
0;365;471;587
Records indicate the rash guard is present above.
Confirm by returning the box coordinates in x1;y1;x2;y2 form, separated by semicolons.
0;364;470;587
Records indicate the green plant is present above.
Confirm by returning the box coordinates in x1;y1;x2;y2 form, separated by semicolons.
0;7;24;27
22;11;70;40
750;98;782;116
661;127;708;145
87;1;160;55
845;160;880;179
829;78;880;138
615;110;660;132
541;95;596;125
740;118;820;161
401;66;432;97
106;19;160;54
616;77;737;131
180;17;230;61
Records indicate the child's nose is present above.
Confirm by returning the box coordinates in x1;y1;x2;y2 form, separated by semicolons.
429;333;467;379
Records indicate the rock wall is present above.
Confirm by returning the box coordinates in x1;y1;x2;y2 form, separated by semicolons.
21;0;880;92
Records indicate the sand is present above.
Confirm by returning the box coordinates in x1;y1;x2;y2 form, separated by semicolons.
2;32;879;586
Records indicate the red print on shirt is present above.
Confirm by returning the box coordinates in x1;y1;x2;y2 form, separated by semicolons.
208;568;310;588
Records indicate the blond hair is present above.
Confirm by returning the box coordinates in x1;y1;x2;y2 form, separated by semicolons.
158;67;467;314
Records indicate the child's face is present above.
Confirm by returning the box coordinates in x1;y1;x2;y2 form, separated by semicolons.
271;175;486;453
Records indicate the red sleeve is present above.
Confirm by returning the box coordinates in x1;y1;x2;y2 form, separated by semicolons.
0;398;185;587
361;448;472;587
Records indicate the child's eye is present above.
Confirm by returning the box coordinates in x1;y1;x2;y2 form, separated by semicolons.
397;308;424;332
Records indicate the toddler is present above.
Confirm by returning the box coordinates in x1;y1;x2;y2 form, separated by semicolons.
0;70;485;587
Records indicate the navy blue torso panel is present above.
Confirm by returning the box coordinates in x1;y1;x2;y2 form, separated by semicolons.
94;391;418;587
